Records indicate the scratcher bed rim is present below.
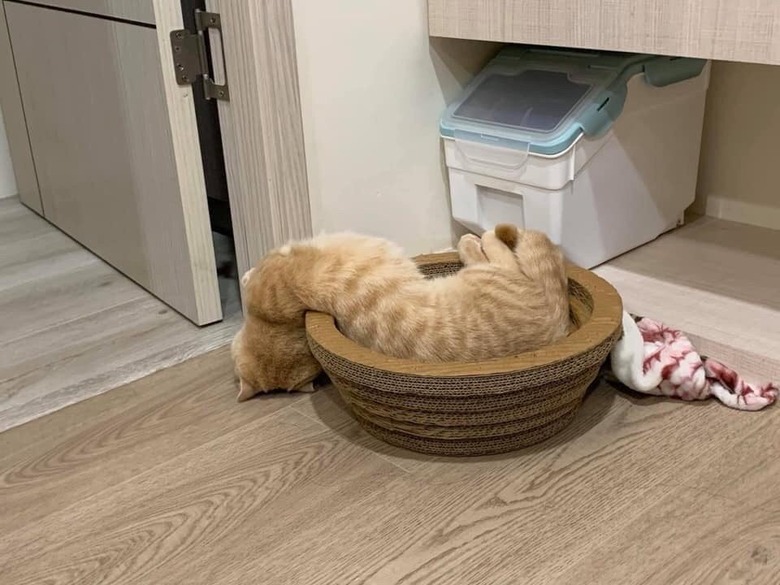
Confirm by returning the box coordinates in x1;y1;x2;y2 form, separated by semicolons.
305;252;623;378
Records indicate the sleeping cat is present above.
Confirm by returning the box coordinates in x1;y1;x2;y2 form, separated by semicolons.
231;224;570;401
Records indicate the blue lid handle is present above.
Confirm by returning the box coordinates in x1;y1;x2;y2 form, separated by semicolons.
578;82;628;138
643;58;707;87
577;57;705;138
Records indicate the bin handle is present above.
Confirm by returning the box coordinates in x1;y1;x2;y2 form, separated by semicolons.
453;137;530;171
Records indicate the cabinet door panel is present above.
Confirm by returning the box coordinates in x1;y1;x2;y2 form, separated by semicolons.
6;2;222;324
0;2;42;212
5;0;155;24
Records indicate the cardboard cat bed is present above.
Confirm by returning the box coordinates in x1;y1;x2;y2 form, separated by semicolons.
305;252;623;456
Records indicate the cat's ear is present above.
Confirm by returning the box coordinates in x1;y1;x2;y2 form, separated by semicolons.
494;224;519;249
237;378;258;402
240;267;257;288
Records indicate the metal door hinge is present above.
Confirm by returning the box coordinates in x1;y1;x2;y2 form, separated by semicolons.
170;10;229;101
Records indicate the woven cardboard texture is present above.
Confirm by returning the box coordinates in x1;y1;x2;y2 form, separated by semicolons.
306;252;623;456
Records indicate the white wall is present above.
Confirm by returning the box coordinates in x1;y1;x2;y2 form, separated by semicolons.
696;61;780;229
0;108;17;198
292;0;498;253
293;5;780;245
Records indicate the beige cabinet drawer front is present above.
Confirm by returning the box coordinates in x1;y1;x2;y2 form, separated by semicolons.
428;0;780;66
4;0;155;24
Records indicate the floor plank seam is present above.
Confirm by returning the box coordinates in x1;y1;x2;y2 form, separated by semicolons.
0;292;151;347
1;398;307;542
0;338;240;432
291;400;417;474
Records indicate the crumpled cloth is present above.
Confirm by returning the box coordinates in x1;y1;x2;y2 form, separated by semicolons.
609;312;778;411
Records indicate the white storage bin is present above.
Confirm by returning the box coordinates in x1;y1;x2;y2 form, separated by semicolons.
440;48;710;268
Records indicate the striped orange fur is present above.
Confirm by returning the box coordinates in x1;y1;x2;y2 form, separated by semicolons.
232;225;569;401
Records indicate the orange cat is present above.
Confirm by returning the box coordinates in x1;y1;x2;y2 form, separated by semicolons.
232;225;569;401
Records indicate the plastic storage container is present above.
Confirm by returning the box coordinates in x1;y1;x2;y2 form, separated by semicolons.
440;47;710;268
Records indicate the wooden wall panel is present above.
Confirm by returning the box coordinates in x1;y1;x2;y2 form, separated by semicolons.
428;0;780;65
207;0;312;280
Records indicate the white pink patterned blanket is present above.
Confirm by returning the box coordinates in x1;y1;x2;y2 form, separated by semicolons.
610;312;778;411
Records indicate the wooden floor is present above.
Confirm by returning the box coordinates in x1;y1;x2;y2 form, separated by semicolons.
596;215;780;382
1;344;778;584
2;202;778;583
0;198;240;432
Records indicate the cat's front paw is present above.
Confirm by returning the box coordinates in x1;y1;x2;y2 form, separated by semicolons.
458;233;488;265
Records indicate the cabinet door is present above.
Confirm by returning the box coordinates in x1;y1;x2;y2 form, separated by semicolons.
10;0;156;24
5;1;222;325
0;2;41;212
205;0;312;280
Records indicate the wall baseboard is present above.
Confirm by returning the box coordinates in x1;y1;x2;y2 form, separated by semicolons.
704;195;780;231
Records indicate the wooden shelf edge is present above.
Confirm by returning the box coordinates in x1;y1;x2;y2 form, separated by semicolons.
428;0;780;66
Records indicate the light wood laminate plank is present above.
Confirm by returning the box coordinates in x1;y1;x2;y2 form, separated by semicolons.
0;259;146;345
555;425;780;585
0;295;238;432
4;0;155;24
6;2;222;325
1;348;778;583
0;199;91;284
0;198;239;432
0;1;41;212
596;216;780;382
207;0;312;281
428;0;780;66
0;345;301;532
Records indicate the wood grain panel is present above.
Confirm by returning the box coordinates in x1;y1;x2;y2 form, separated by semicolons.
0;199;239;433
554;415;780;584
1;343;778;583
428;0;780;65
0;346;300;532
0;1;41;212
151;0;225;322
4;0;155;24
6;2;222;324
2;207;779;582
207;0;313;281
0;294;238;432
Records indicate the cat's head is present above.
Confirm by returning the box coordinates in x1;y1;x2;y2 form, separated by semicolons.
231;249;322;402
231;317;321;401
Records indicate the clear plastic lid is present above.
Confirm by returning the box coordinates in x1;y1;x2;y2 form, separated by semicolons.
441;48;707;155
453;70;592;134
